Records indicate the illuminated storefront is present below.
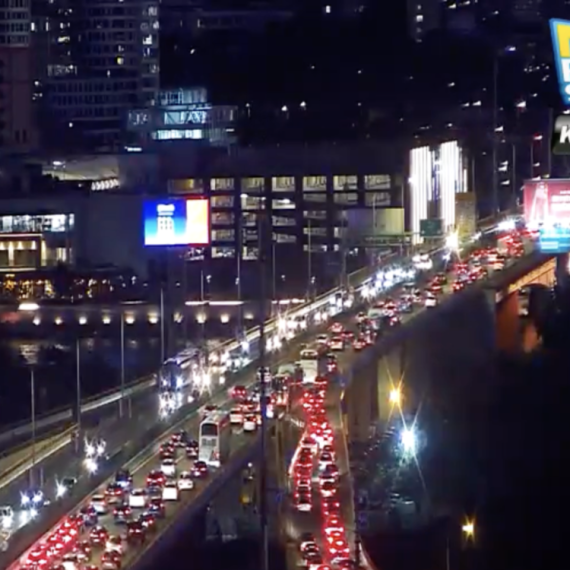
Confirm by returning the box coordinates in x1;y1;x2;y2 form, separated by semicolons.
409;141;467;244
0;214;73;272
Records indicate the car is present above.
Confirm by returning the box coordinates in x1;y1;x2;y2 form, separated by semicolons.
424;294;437;308
229;408;243;425
178;471;195;490
329;337;344;351
161;458;176;477
78;505;98;527
146;470;166;488
101;550;121;570
74;540;92;562
114;469;133;489
148;498;165;518
186;440;199;459
170;430;187;447
243;415;257;432
296;479;311;496
231;385;247;400
128;489;147;509
89;525;109;546
322;498;340;516
126;521;146;544
105;483;124;504
328;539;350;560
299;532;316;551
320;481;336;497
137;512;157;533
105;535;124;555
162;481;179;501
90;495;108;515
295;493;312;512
300;436;318;454
113;504;132;524
352;337;365;351
330;322;343;334
192;460;208;478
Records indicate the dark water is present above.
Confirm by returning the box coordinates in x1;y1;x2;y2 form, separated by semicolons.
0;336;174;427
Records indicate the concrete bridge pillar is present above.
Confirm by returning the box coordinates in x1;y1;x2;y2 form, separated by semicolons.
375;343;406;426
345;357;378;442
495;292;520;352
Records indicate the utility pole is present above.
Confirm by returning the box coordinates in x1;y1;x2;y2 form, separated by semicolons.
258;211;269;570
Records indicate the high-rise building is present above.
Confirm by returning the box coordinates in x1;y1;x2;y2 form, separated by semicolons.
407;0;441;41
32;0;159;152
0;0;37;154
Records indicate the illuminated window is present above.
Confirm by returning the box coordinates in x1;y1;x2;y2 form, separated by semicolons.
212;247;235;258
333;175;357;191
364;174;391;189
272;176;295;192
211;212;234;225
303;210;326;219
242;177;265;192
365;192;391;206
0;214;71;234
303;176;326;191
242;247;258;260
211;195;233;208
303;226;327;237
242;212;258;226
333;193;358;204
241;195;264;210
272;198;294;210
303;193;327;203
168;179;203;194
211;177;234;191
211;229;235;241
273;234;296;243
272;216;295;226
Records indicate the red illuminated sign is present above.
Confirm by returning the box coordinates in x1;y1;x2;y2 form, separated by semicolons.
523;179;570;226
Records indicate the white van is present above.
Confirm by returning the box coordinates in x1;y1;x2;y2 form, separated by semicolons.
162;482;179;501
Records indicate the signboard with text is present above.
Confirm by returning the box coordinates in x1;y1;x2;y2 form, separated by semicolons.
523;179;570;227
419;218;443;237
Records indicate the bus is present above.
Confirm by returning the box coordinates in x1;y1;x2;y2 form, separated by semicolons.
198;411;231;467
299;348;319;384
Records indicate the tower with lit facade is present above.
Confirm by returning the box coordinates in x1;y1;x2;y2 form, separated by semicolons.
33;0;159;151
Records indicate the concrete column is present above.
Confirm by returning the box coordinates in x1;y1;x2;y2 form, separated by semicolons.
495;292;520;352
346;358;377;442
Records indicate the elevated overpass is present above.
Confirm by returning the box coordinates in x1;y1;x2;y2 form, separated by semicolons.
3;216;533;570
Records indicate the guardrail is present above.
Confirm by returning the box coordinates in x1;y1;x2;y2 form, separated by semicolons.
0;210;517;449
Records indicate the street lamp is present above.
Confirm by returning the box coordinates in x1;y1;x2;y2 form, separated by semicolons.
389;387;401;406
462;520;475;539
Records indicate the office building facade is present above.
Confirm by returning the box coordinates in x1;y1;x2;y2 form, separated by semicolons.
32;0;159;151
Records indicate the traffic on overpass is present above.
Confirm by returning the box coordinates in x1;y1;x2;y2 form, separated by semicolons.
0;219;540;570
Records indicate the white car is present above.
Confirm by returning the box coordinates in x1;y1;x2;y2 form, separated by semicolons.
178;472;195;491
90;494;108;515
161;458;176;477
229;408;243;425
128;489;147;509
162;481;179;501
316;334;328;345
105;535;124;554
424;294;437;308
243;415;257;432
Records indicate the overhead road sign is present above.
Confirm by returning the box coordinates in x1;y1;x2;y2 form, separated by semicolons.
420;218;443;238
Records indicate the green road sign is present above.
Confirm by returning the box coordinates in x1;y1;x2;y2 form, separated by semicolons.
420;218;443;238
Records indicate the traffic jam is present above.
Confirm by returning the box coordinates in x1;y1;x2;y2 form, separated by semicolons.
10;225;531;570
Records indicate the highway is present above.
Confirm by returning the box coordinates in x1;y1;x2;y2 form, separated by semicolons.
282;237;528;570
4;226;532;568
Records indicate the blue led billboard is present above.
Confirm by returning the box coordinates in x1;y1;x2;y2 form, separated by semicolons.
143;198;210;246
538;225;570;253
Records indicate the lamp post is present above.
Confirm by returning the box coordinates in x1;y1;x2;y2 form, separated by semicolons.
30;368;36;488
76;340;81;453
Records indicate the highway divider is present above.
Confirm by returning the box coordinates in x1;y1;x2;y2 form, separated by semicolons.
0;427;76;491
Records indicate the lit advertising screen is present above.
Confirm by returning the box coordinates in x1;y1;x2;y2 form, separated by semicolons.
538;225;570;252
523;179;570;227
143;198;210;246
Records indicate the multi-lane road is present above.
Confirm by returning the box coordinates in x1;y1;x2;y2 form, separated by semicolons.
4;227;534;569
